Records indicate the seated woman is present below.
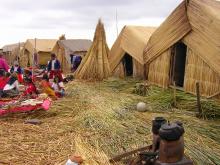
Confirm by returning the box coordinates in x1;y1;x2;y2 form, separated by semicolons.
40;74;57;100
0;71;10;97
22;78;38;99
52;76;65;97
10;61;23;83
3;73;20;97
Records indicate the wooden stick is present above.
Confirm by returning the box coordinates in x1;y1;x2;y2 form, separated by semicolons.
196;82;202;115
173;81;177;107
109;145;152;163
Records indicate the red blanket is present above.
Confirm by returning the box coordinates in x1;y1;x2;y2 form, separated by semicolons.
0;99;51;116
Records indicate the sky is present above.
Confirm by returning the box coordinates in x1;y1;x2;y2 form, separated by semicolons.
0;0;182;48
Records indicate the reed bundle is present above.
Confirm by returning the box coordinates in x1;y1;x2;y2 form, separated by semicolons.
74;20;111;80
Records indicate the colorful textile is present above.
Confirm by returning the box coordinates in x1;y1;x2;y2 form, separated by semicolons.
40;80;57;100
0;99;51;116
3;80;19;91
0;77;9;90
49;70;63;80
0;58;9;72
23;83;37;96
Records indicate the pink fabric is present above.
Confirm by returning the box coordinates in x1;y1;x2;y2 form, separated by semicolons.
0;58;9;71
42;99;51;110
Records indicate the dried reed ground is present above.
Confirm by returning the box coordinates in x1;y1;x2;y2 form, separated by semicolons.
0;78;220;165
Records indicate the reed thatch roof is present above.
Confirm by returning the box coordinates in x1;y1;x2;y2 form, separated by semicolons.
143;1;191;64
74;20;111;80
109;26;156;73
24;39;58;54
144;0;220;75
2;42;24;52
58;39;92;54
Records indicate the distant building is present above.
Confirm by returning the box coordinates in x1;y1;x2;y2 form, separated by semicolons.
57;39;92;72
20;39;59;67
1;43;24;65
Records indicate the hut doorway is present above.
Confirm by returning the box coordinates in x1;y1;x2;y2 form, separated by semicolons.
170;42;187;87
122;53;133;76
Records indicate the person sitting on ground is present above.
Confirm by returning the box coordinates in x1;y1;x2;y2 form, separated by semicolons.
3;73;20;97
23;68;32;80
52;75;65;97
10;61;23;83
0;71;10;97
22;78;38;99
39;73;57;100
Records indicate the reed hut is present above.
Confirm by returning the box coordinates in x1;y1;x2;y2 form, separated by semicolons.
109;26;156;79
74;20;111;80
57;39;92;73
21;39;59;67
2;42;24;65
144;0;220;98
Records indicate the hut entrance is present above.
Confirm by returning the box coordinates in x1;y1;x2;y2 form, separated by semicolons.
122;53;133;76
170;42;187;87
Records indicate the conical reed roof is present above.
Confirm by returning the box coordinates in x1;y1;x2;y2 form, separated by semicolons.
74;19;111;80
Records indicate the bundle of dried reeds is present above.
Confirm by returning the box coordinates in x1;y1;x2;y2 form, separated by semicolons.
74;19;111;80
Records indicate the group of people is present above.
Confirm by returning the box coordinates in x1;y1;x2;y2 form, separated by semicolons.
0;53;65;100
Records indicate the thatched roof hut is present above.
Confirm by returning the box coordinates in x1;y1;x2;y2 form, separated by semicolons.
1;42;24;65
21;39;59;67
74;20;111;80
57;39;92;73
109;26;156;79
144;0;220;98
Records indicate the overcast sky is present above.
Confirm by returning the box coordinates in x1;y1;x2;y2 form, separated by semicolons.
0;0;182;48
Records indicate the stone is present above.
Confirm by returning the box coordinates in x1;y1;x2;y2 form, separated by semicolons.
24;119;42;125
136;102;151;112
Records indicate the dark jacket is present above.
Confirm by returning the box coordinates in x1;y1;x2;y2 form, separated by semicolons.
47;60;61;71
10;66;22;74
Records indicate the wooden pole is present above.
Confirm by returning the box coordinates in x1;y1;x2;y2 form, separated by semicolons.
32;38;37;80
18;42;20;63
109;145;152;163
116;9;119;37
196;82;202;115
173;81;177;107
143;64;147;95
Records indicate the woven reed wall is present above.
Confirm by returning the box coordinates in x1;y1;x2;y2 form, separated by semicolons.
112;62;125;78
112;57;144;79
148;49;171;88
133;59;144;79
184;47;220;97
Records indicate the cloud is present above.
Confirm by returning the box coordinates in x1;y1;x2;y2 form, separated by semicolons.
0;0;182;47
